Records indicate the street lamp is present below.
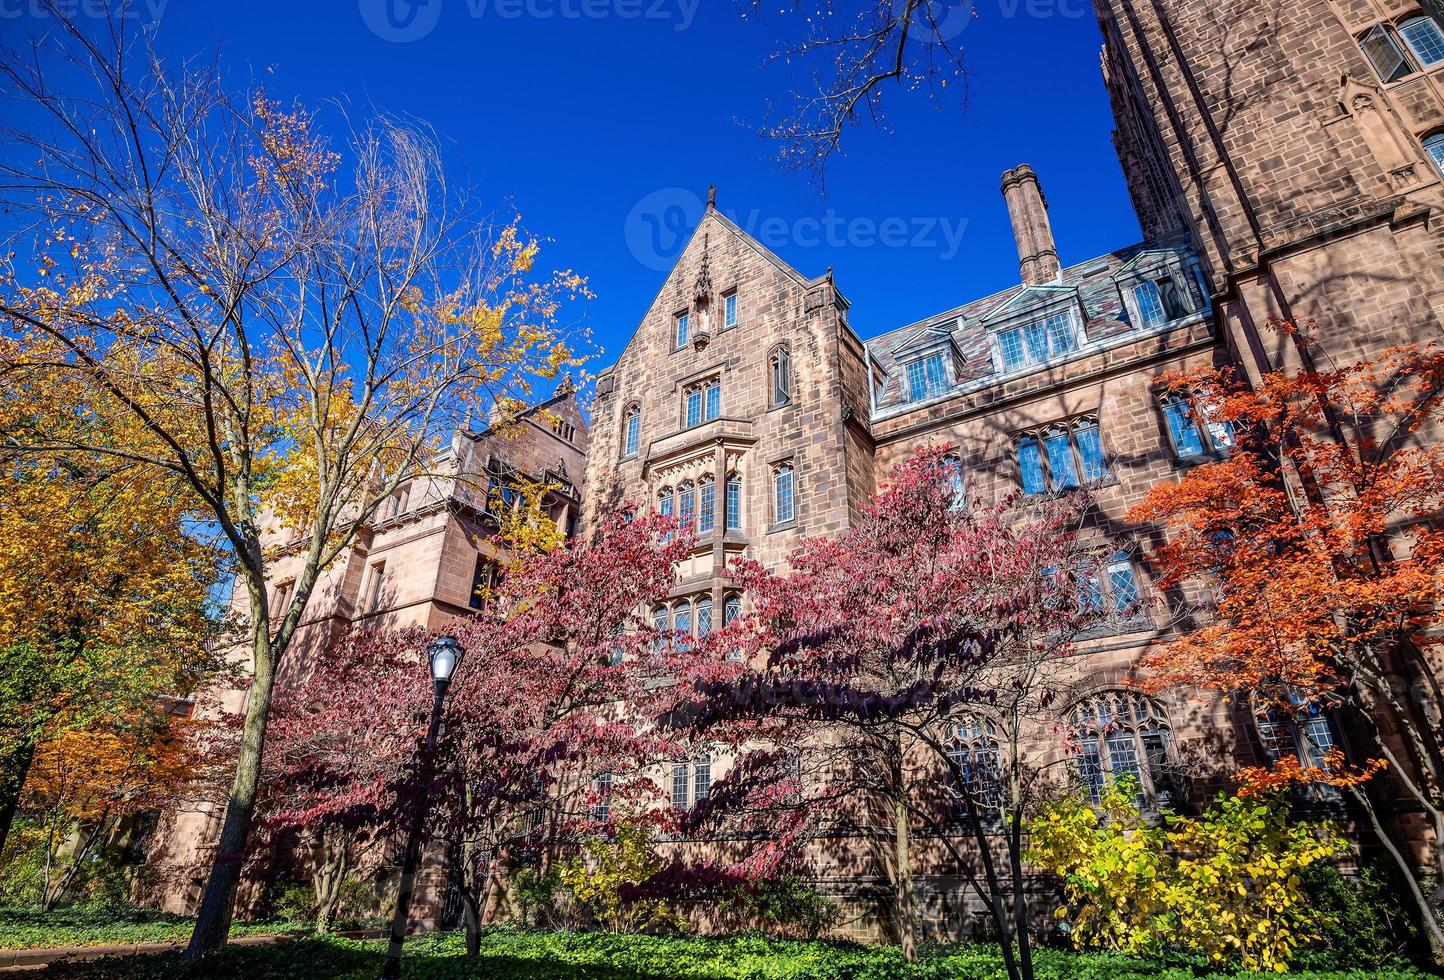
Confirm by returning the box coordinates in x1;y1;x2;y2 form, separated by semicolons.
380;635;465;980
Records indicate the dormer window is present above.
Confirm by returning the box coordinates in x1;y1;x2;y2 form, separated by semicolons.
1132;276;1188;328
906;352;950;401
675;311;691;349
1360;16;1444;82
996;311;1078;373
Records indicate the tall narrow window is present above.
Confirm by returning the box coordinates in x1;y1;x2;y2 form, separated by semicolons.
692;754;712;803
906;353;949;401
773;463;796;525
470;557;501;611
696;596;713;637
1399;16;1444;68
698;476;716;534
591;773;613;823
1073;420;1108;482
1133;281;1167;327
1017;437;1047;495
723;291;738;328
944;716;1001;823
679;481;696;528
725;473;742;531
1427;133;1444;177
651;605;669;654
675;311;690;348
770;346;792;407
1044;428;1080;489
941;453;966;511
686;387;703;428
704;379;721;421
723;593;743;626
1106;551;1142;616
366;562;387;613
623;406;640;458
673;600;692;639
671;762;690;807
659;486;674;520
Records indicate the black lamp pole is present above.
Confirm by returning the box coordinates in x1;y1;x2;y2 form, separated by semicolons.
380;635;464;980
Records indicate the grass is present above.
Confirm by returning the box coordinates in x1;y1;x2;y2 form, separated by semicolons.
33;928;1431;979
0;905;308;950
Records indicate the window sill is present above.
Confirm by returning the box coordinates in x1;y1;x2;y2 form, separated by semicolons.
620;452;638;463
1168;451;1229;471
766;399;795;413
767;520;798;535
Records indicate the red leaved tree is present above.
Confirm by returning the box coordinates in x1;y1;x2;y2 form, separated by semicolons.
662;448;1098;979
422;505;693;955
258;630;434;931
1127;321;1444;959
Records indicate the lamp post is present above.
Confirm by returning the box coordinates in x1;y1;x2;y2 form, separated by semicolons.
380;635;465;980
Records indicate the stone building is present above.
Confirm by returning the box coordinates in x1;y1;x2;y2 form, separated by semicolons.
585;0;1444;936
153;0;1444;939
152;390;588;914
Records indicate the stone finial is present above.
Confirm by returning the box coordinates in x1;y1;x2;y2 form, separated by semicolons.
1001;163;1062;285
707;185;717;210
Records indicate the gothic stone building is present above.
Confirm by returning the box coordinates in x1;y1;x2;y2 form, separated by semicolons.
584;0;1444;936
152;392;589;915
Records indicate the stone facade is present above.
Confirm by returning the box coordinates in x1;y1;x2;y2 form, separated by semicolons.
587;2;1444;936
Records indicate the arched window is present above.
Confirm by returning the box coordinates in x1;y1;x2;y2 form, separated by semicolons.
944;715;1001;821
769;345;793;407
1017;436;1046;495
696;596;714;637
678;481;696;528
725;472;743;531
1399;15;1444;68
658;486;674;519
723;592;745;662
1043;427;1079;489
651;605;669;654
673;599;692;638
1426;132;1444;177
773;463;796;526
698;475;716;534
1068;691;1176;808
622;404;640;458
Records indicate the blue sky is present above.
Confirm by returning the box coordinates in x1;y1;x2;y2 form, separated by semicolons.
47;0;1141;362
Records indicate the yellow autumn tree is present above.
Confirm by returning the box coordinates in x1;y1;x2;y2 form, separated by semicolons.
0;16;589;956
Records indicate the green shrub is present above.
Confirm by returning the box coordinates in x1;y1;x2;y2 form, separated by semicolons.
730;875;841;940
1293;863;1413;971
35;928;1431;979
511;865;566;929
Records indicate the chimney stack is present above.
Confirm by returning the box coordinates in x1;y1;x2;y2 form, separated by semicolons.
1001;164;1061;285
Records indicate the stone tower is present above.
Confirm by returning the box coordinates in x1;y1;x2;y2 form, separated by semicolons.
1097;0;1444;379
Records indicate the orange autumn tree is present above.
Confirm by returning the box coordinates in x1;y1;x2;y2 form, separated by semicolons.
21;712;208;909
1128;319;1444;959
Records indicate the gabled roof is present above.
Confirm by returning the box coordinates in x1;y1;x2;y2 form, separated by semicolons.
978;283;1081;324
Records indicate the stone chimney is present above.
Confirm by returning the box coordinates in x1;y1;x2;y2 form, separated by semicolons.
1001;164;1061;285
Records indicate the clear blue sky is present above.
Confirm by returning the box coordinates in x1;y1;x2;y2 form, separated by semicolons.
37;0;1142;361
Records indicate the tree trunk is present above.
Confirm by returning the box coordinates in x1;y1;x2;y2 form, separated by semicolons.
1351;786;1444;966
183;618;277;960
893;792;917;961
0;732;38;859
311;828;351;935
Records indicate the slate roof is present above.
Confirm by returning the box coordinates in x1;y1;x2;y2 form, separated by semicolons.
862;234;1199;415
